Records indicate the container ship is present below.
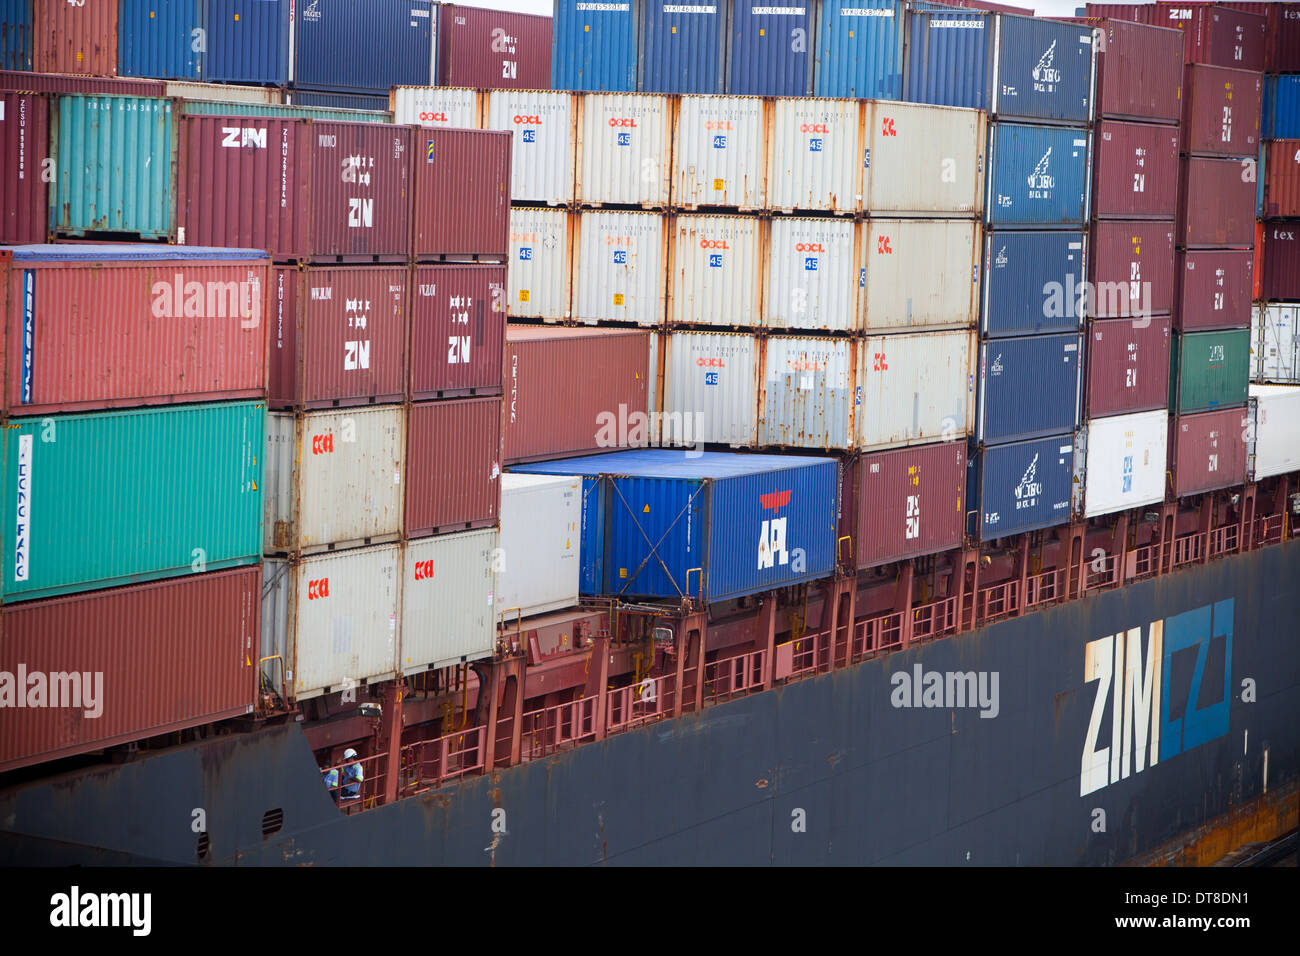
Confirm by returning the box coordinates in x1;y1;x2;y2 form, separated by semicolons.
1;0;1298;867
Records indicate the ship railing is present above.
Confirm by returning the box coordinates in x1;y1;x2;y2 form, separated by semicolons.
1208;524;1240;559
1083;552;1120;591
703;648;766;704
519;697;598;761
1127;543;1160;581
397;726;488;798
1172;531;1205;569
776;629;832;681
321;752;388;815
911;596;959;642
606;673;676;734
849;612;903;662
1257;513;1285;546
1023;569;1059;609
977;580;1018;624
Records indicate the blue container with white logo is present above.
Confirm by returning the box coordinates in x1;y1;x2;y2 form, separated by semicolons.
727;0;813;97
0;0;32;71
639;0;727;94
986;122;1090;228
119;0;204;80
978;333;1082;445
292;0;433;94
980;230;1086;337
552;0;637;92
510;450;838;604
205;0;290;85
813;0;903;100
968;434;1075;541
1263;75;1300;140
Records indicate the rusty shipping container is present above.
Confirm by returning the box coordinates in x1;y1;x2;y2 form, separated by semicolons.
437;4;552;90
411;127;511;260
1091;18;1184;123
1088;220;1175;320
3;245;269;418
504;326;651;464
1085;316;1172;418
0;70;161;96
405;397;502;537
1168;406;1248;497
842;441;966;569
1177;156;1256;248
1155;3;1265;71
0;567;259;775
411;264;506;400
1092;121;1180;219
269;265;408;409
0;90;47;244
32;0;117;76
1260;221;1300;301
1174;249;1253;330
1261;140;1300;219
1180;64;1261;158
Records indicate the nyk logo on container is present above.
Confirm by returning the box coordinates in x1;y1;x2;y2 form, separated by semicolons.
757;490;792;571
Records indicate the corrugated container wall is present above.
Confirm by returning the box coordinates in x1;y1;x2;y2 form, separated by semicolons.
1181;65;1261;158
1250;384;1300;480
669;214;762;328
1088;220;1175;319
165;80;280;105
117;0;201;80
182;99;392;124
859;218;980;332
767;97;861;214
496;475;581;620
978;333;1082;444
508;207;570;322
0;0;31;71
1260;221;1300;301
437;4;551;90
33;0;117;75
663;331;759;447
51;95;175;239
0;91;47;244
2;401;264;603
309;122;412;261
986;123;1090;228
1092;18;1183;123
551;0;637;92
0;69;162;95
728;1;812;97
390;86;480;129
412;127;511;260
1168;406;1248;497
572;210;666;326
983;230;1086;335
862;101;986;216
291;0;433;95
405;397;501;537
671;95;766;211
1085;316;1172;418
0;567;260;775
205;0;290;85
1174;249;1253;330
1254;304;1299;383
638;0;726;95
400;528;498;676
485;90;572;204
1156;3;1265;71
759;335;854;449
970;435;1075;540
1169;328;1250;413
903;10;993;111
813;0;903;100
284;90;389;111
410;264;506;399
1263;75;1300;140
764;217;855;332
1177;156;1256;247
1091;120;1179;219
1262;140;1300;219
1081;409;1168;518
856;330;975;450
576;92;671;206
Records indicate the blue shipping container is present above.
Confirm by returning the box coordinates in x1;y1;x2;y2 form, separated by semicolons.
986;122;1089;228
0;0;31;72
510;450;838;604
1263;75;1300;140
119;0;203;80
205;0;289;85
728;0;813;97
292;0;432;94
981;230;1086;337
552;0;637;92
638;0;726;95
968;434;1075;541
813;0;903;100
978;333;1082;445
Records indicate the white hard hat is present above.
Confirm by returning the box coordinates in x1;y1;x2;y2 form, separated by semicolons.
344;748;358;760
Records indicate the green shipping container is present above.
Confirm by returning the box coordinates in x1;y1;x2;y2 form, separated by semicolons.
1169;329;1251;414
50;94;177;240
180;101;393;125
2;402;264;603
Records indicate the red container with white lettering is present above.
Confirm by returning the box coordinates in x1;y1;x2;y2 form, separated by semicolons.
1168;406;1248;497
0;91;48;245
1091;120;1180;219
410;264;507;399
1174;249;1253;329
1179;64;1261;158
405;396;502;537
436;4;552;90
1087;220;1176;319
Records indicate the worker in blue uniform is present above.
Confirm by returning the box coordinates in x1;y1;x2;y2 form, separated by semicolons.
321;764;340;804
340;748;364;801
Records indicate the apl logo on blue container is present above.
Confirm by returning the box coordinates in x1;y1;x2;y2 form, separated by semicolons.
614;250;627;264
519;247;533;261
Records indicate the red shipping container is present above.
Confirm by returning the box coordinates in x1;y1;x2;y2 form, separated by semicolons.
1174;249;1253;329
270;265;409;409
1088;220;1176;319
1260;221;1300;301
1169;407;1248;497
0;91;48;245
0;70;163;97
0;567;260;775
841;442;966;569
2;247;270;418
1092;19;1184;123
504;326;652;464
1176;155;1256;248
411;264;506;400
411;127;511;260
437;4;552;90
309;122;412;261
1261;140;1300;219
1092;120;1180;219
1083;5;1156;25
1085;316;1172;417
1179;64;1261;157
31;0;117;76
1251;218;1263;301
1214;3;1300;71
1154;3;1266;71
405;397;502;536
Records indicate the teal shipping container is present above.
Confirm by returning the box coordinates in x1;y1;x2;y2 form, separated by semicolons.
2;401;264;603
49;94;176;239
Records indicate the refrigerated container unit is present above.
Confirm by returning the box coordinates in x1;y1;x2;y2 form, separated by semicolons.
1085;317;1172;418
1077;409;1168;519
766;97;862;215
1179;64;1261;159
484;89;574;205
497;475;581;620
671;95;766;211
981;230;1087;336
1176;156;1256;248
638;0;727;95
571;210;668;326
1173;249;1253;330
32;0;117;76
968;434;1075;541
0;93;49;244
1249;384;1300;480
400;528;499;676
1169;327;1250;413
411;126;512;261
1261;141;1300;220
763;217;856;332
1087;221;1175;320
860;101;986;217
0;0;31;71
551;0;637;93
389;86;481;129
977;333;1083;445
813;0;904;101
856;329;975;451
1167;406;1248;498
1090;121;1179;219
410;264;506;400
1252;304;1299;384
668;214;763;329
728;1;814;97
404;397;502;538
574;92;672;207
1258;221;1300;301
759;335;854;450
985;122;1090;229
860;219;981;333
437;4;552;90
662;330;760;447
290;0;433;95
1090;17;1183;123
508;207;572;322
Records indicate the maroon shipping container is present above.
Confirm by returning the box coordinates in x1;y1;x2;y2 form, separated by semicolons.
1214;3;1300;71
1154;3;1265;71
1176;156;1256;248
1174;249;1253;329
0;91;48;244
270;265;408;409
0;567;260;775
309;122;412;261
1179;64;1261;157
1260;221;1300;301
437;4;552;90
32;0;117;76
1092;19;1184;123
1087;220;1176;318
1092;121;1180;219
411;264;506;400
841;442;966;569
1168;407;1248;498
411;127;511;260
405;397;502;536
1083;5;1156;25
2;250;270;417
0;70;162;97
1085;316;1172;417
1261;140;1300;220
504;326;652;464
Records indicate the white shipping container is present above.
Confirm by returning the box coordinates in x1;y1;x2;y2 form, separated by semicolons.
672;95;766;210
1254;304;1299;383
166;81;280;104
400;529;499;676
576;92;672;206
1081;410;1168;518
767;98;862;214
264;407;406;554
764;217;857;332
389;86;481;127
856;330;975;450
858;219;981;331
509;207;571;321
760;336;854;449
862;101;986;217
669;214;762;328
485;90;574;204
496;475;581;620
261;544;401;702
1250;384;1300;480
572;210;667;326
662;331;759;447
